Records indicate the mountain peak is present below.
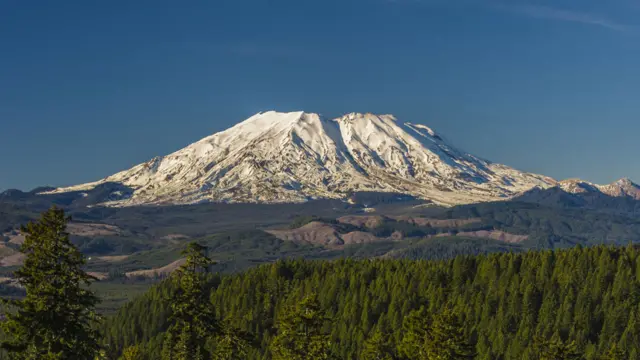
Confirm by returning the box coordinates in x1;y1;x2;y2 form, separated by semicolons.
613;177;636;186
336;112;397;121
255;110;306;116
600;177;640;200
558;179;599;194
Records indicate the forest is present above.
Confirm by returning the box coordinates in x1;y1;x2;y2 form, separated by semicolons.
103;244;640;360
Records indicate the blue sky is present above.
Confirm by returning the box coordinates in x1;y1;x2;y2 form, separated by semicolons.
1;0;639;191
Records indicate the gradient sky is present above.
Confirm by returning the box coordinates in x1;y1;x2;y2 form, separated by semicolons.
1;0;639;191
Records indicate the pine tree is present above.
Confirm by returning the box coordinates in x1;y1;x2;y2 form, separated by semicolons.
601;343;626;360
0;206;101;360
161;333;175;360
162;242;218;360
398;307;430;360
536;335;582;360
94;349;108;360
210;324;252;360
100;246;640;359
119;345;146;360
270;293;332;360
361;327;396;360
425;307;475;360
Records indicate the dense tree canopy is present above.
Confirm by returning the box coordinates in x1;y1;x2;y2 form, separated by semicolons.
103;244;640;359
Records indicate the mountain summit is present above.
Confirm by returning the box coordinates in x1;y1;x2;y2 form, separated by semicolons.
45;111;557;206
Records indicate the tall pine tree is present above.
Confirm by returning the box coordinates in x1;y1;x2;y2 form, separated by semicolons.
119;345;146;360
270;293;332;360
361;327;397;360
162;242;218;360
425;307;475;360
210;323;252;360
0;206;101;360
398;307;431;360
398;307;430;360
536;335;582;360
601;343;626;360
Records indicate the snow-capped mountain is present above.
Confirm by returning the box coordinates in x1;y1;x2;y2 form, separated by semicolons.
44;111;558;206
559;178;640;200
558;179;603;194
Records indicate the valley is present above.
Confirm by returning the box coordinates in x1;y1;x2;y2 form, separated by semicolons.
3;185;640;313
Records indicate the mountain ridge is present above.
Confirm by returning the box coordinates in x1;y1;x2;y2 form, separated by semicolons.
41;110;638;207
558;178;640;200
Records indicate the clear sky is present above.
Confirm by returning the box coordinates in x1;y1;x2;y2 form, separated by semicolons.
1;0;639;191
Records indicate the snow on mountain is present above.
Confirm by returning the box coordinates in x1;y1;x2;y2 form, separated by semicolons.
558;178;640;200
558;179;602;194
43;111;558;206
598;178;640;200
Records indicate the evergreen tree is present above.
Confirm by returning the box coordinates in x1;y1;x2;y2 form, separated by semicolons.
161;333;175;360
92;349;108;360
0;206;101;360
210;324;251;360
101;246;640;359
361;327;396;360
601;343;626;360
425;307;475;360
536;335;582;360
119;345;146;360
162;242;217;360
398;307;430;360
270;293;332;360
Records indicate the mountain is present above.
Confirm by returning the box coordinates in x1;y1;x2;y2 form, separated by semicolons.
514;178;640;216
557;178;640;200
43;111;559;206
558;179;602;194
599;178;640;200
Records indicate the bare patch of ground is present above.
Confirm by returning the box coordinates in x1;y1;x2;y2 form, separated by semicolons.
87;272;110;280
340;231;380;245
96;255;130;262
0;276;23;289
3;222;126;244
7;233;25;245
336;215;386;228
0;244;16;257
126;258;186;278
267;222;344;246
0;252;25;267
2;230;25;245
436;230;528;243
67;222;124;237
337;215;482;229
160;234;190;241
391;216;482;228
0;242;24;266
267;222;390;247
